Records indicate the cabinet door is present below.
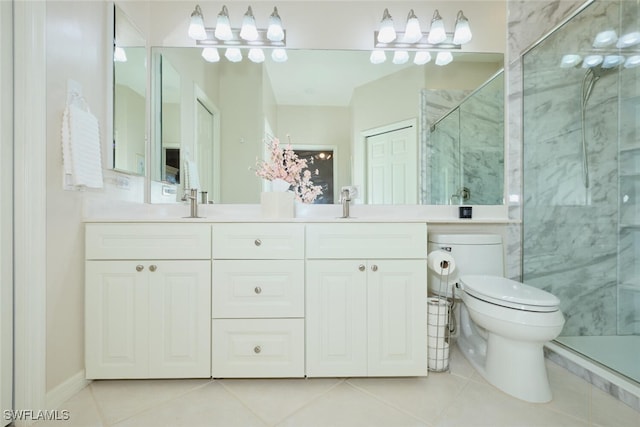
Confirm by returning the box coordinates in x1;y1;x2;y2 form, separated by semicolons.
85;261;149;379
367;260;428;376
148;260;211;378
306;260;367;377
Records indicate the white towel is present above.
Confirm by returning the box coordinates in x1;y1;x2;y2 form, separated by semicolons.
61;98;103;189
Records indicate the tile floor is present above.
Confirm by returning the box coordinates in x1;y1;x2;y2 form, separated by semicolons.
35;346;640;427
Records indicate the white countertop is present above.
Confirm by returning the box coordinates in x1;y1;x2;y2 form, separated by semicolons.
83;198;517;224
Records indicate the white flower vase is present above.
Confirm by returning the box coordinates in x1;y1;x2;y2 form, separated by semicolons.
261;179;294;218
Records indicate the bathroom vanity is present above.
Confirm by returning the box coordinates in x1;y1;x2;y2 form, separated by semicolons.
84;218;429;379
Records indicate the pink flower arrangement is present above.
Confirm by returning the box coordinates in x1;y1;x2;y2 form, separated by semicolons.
254;137;323;203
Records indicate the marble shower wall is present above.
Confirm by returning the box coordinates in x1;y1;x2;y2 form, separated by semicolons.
420;73;504;206
520;0;640;336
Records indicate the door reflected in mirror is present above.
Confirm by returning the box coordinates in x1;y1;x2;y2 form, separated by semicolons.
113;5;146;175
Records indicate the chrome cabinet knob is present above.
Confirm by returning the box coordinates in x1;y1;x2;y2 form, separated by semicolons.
149;265;157;272
254;239;262;247
358;264;366;272
254;345;262;354
371;265;378;272
254;286;262;294
136;265;144;272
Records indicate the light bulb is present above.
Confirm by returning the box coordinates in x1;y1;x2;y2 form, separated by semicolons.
453;10;472;45
403;9;422;43
427;10;447;44
248;48;265;63
267;7;284;42
414;51;432;65
602;55;624;68
214;6;232;41
369;50;386;64
593;30;617;48
582;55;603;68
201;47;220;63
188;5;207;41
392;50;409;65
617;32;640;48
435;51;453;66
113;46;127;62
560;54;582;68
377;9;396;44
240;6;259;41
225;48;242;63
624;55;640;68
272;48;288;62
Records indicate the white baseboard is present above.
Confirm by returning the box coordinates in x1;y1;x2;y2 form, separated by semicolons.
45;371;90;410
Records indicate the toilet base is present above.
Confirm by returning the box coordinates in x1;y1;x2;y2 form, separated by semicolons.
457;304;555;403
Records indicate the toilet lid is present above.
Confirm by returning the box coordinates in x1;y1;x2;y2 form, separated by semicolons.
459;275;560;312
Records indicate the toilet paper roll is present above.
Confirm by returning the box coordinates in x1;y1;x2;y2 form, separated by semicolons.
427;250;456;275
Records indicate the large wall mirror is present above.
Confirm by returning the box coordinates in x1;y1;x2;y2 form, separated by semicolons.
150;47;503;204
113;5;146;175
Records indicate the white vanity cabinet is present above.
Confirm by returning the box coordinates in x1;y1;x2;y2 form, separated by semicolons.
211;223;305;378
85;223;212;379
305;223;428;377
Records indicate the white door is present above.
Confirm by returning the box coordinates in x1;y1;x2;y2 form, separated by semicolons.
85;261;149;379
148;260;211;378
366;126;417;204
196;99;215;198
305;260;367;377
367;260;428;376
0;1;13;422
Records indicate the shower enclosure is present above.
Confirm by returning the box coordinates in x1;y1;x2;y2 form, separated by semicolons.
523;0;640;384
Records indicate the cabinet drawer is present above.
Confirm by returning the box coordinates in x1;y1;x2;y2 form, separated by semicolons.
306;223;427;259
212;223;304;259
212;260;304;318
86;223;211;260
212;319;304;378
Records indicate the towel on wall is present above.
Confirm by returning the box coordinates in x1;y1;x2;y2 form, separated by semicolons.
61;90;104;189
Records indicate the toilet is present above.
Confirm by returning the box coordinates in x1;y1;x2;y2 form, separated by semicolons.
428;234;565;403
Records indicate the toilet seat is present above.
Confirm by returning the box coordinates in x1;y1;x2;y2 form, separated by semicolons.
459;275;560;312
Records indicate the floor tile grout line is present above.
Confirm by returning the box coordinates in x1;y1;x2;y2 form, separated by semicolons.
92;379;215;427
429;374;477;427
216;379;283;427
266;378;348;427
342;379;434;427
87;382;109;427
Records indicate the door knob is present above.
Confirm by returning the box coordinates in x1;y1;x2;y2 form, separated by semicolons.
371;265;378;272
136;265;144;272
149;265;157;272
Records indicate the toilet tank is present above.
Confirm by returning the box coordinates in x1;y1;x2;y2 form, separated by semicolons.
428;234;504;296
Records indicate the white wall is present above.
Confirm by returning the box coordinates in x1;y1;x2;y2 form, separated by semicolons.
0;0;13;421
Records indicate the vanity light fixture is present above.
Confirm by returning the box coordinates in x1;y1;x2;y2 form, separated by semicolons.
582;54;603;68
188;4;287;62
602;54;625;68
593;30;617;48
616;31;640;48
371;8;471;65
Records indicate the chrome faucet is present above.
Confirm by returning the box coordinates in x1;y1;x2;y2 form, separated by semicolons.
182;188;199;218
340;188;351;218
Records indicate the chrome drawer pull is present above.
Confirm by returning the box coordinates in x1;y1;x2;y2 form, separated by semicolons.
254;239;262;247
371;265;378;272
254;286;262;294
358;264;365;272
254;345;262;354
136;265;144;272
149;265;157;272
